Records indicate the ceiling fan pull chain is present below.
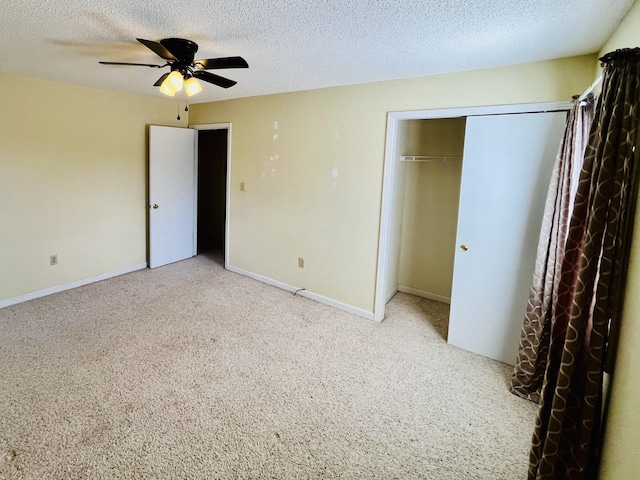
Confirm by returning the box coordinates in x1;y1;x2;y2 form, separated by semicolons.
185;103;189;112
177;103;181;121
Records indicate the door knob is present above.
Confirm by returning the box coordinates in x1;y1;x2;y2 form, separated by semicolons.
460;245;468;251
152;204;159;209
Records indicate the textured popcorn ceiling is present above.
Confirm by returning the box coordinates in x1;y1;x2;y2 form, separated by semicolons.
0;0;635;103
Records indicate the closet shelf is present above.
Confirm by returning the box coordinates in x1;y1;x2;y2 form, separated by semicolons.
401;155;462;163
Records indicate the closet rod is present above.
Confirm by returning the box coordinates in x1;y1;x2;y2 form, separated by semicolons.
401;155;462;163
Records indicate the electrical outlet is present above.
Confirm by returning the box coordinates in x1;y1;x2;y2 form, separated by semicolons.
240;182;245;191
298;257;304;268
50;255;58;266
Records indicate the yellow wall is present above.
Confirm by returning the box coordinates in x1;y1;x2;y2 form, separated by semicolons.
398;118;465;301
0;74;187;302
597;0;640;477
190;55;596;312
0;55;598;311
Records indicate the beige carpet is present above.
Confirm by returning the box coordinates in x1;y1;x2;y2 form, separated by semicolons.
0;254;537;479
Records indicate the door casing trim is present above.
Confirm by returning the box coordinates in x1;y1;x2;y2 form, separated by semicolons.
190;123;232;269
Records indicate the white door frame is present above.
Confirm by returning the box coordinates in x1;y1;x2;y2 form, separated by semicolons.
374;101;573;322
190;122;232;270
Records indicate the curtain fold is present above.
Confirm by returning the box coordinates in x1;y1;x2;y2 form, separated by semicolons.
528;47;640;480
510;94;595;403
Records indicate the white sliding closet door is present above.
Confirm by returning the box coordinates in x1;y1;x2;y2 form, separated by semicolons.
448;112;566;365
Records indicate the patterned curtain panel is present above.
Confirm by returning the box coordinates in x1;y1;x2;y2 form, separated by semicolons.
510;95;595;403
529;48;640;480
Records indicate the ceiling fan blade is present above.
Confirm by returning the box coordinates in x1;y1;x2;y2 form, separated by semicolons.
194;56;249;70
137;38;176;60
193;71;237;89
99;61;164;67
153;73;170;87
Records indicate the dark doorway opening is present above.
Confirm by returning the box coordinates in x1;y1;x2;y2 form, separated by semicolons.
197;129;228;259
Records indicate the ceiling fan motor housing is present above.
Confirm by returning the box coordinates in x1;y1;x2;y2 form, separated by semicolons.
160;38;199;63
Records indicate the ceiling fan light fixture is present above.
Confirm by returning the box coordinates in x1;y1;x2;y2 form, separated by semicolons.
167;70;184;92
159;79;176;97
185;77;202;96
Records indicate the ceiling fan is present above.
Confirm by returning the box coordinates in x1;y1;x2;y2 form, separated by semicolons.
99;38;248;97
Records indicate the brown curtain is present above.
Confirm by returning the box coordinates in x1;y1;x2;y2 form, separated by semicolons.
510;94;595;403
528;48;640;480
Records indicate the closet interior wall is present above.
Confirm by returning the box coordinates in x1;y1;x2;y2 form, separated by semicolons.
392;118;466;304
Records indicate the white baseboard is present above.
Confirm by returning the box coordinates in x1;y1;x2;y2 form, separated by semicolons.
398;285;451;304
385;287;399;304
226;265;375;321
0;263;147;309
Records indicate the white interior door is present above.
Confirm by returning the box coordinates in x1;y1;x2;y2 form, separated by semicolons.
448;111;566;365
149;125;196;268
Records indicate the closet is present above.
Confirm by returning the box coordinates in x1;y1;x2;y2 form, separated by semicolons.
389;118;465;305
381;107;567;365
